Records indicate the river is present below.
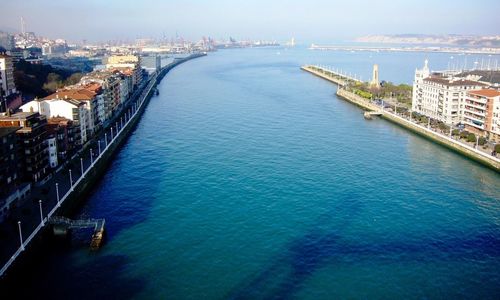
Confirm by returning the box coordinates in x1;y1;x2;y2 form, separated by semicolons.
2;47;500;299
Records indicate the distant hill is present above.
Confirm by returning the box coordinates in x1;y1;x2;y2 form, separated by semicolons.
355;34;500;48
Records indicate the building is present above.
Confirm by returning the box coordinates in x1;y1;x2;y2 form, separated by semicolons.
0;127;20;198
47;136;58;168
80;71;121;122
0;31;15;51
46;117;78;163
0;53;16;96
44;86;102;132
105;55;142;88
463;89;500;142
0;126;31;222
20;97;90;145
0;112;49;183
412;60;487;124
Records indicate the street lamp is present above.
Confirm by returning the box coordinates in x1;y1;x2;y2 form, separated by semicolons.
18;221;24;251
105;133;108;148
56;183;60;207
69;169;73;190
80;157;84;175
39;200;44;226
98;140;101;156
90;148;94;165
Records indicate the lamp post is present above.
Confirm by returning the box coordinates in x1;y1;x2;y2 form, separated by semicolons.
39;200;44;226
18;221;24;251
56;183;60;207
476;136;479;149
111;127;114;140
69;169;73;189
80;157;84;175
90;148;94;165
105;133;108;148
98;140;101;156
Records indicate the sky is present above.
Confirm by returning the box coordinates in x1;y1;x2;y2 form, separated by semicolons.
1;0;499;43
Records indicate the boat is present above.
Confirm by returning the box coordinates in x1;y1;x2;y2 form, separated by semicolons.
364;112;373;120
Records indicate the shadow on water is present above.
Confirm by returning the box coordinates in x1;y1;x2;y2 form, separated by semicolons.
0;252;146;299
228;193;500;299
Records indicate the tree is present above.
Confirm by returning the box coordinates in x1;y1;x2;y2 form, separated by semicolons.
452;129;460;136
495;144;500;153
478;136;487;146
466;133;476;143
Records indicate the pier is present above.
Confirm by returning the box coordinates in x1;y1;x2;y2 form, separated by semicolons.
302;65;500;172
0;53;207;278
301;65;362;86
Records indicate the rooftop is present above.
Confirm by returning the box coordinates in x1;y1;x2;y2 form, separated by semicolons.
0;126;20;138
423;77;487;87
468;89;500;98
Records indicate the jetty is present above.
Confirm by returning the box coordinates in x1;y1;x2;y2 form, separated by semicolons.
302;65;500;172
301;65;362;86
49;216;105;250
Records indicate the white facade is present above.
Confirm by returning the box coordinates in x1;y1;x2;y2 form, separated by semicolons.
47;136;58;168
21;99;90;144
412;60;486;124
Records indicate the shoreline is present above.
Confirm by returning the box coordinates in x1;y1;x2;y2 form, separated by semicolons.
0;53;207;279
301;65;500;173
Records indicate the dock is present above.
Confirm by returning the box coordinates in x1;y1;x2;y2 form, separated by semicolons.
49;216;105;250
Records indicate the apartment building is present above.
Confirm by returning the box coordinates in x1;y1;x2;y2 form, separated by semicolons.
463;89;500;142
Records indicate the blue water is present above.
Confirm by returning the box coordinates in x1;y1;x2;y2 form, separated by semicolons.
4;47;500;299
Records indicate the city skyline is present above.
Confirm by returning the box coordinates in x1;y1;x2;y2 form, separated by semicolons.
1;0;499;43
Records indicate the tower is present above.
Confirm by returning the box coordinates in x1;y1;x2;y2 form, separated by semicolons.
370;64;380;88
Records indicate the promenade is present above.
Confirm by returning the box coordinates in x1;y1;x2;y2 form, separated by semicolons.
0;54;205;278
302;65;500;172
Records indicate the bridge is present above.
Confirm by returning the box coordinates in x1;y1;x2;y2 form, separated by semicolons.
301;65;362;86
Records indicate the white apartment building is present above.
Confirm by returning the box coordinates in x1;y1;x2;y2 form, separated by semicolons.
412;60;487;124
21;98;90;145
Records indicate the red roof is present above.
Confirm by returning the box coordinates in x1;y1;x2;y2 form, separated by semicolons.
468;89;500;98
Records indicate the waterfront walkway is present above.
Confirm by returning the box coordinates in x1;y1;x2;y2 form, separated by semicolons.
302;65;500;172
0;54;204;277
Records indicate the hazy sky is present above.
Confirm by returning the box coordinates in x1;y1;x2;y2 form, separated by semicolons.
1;0;499;43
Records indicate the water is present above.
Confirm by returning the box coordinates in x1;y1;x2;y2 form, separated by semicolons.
3;47;500;299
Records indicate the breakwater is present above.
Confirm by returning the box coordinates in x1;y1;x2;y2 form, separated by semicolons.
0;53;206;278
302;65;500;172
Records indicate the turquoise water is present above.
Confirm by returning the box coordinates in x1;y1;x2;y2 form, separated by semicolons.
4;48;500;299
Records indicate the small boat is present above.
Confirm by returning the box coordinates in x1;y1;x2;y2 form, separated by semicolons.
364;112;373;120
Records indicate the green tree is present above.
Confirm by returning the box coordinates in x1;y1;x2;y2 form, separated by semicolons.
478;136;487;146
495;144;500;153
466;133;476;143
